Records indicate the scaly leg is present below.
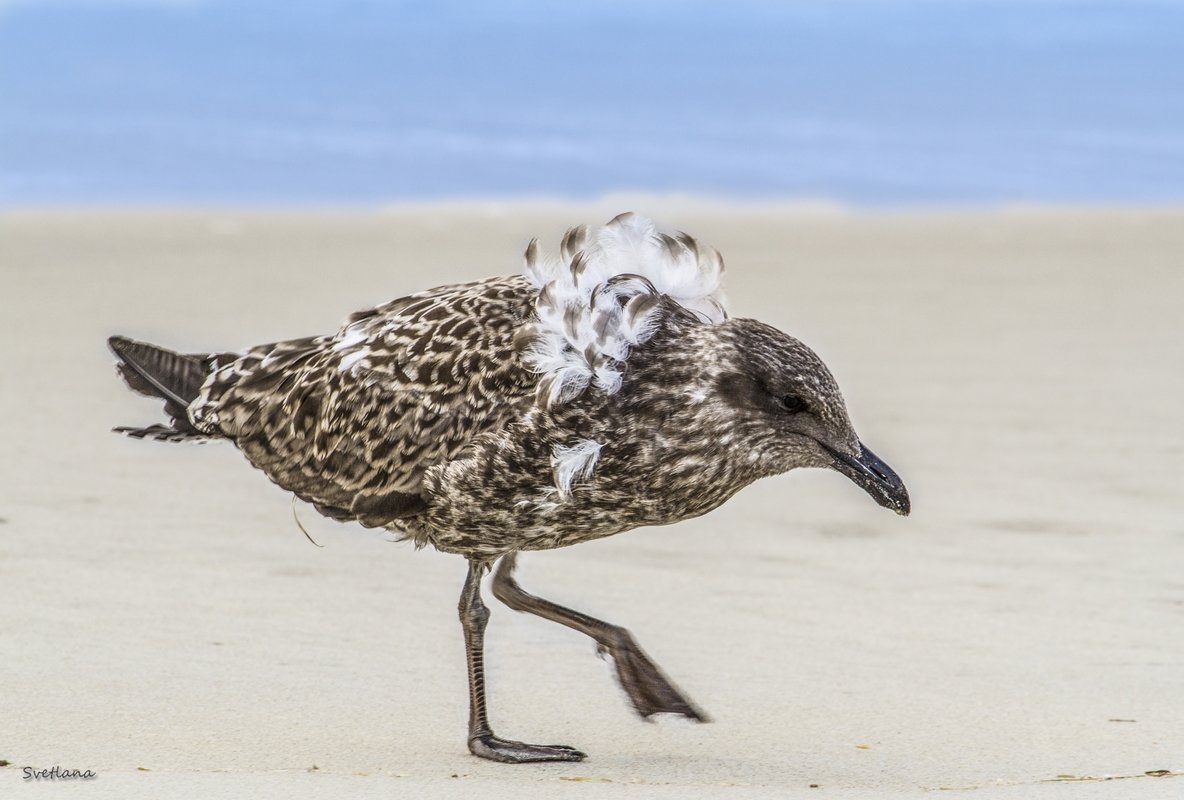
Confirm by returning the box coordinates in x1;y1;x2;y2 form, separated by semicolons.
458;557;586;763
491;552;707;722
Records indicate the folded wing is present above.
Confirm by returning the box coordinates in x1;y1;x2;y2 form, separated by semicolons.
192;276;538;528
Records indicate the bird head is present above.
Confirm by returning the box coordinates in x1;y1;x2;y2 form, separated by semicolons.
709;318;910;516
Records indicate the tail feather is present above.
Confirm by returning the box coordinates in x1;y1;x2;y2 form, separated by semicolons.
112;423;209;442
108;335;213;441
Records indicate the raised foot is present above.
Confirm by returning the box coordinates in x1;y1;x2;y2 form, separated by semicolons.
469;734;587;763
600;632;709;722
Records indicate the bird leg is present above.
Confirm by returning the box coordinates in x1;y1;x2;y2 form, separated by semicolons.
491;552;708;722
458;557;586;763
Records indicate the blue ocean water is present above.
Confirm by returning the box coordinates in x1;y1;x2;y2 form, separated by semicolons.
0;0;1181;205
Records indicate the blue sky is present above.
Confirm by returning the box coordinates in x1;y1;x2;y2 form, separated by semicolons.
1;0;1181;205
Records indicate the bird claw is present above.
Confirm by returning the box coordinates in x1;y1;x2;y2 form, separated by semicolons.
468;734;586;763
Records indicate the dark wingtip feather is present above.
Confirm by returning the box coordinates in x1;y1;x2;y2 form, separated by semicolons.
108;334;134;355
109;335;213;440
112;424;209;443
109;336;206;407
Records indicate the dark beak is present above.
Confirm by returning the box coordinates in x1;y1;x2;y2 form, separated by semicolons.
821;441;910;516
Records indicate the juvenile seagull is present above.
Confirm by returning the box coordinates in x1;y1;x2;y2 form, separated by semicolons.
109;213;909;763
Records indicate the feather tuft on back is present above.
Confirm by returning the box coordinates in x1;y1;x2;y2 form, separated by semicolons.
519;213;727;407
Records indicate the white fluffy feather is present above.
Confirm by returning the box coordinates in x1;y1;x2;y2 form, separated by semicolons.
551;439;603;500
521;213;727;407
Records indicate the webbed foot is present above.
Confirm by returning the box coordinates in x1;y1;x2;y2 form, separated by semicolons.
599;630;708;722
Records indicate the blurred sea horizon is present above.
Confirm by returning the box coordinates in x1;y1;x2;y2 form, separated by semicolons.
1;0;1181;207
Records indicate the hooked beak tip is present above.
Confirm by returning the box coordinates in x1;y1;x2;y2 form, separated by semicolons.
894;489;912;517
823;441;910;516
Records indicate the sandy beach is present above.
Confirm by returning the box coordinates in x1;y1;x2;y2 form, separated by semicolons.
1;204;1181;799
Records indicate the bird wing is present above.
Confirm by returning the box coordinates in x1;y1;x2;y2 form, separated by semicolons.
190;275;538;528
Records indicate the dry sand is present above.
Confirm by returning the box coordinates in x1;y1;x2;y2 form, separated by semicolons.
1;204;1181;799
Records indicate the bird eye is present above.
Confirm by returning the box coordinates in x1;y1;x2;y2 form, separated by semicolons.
781;394;808;414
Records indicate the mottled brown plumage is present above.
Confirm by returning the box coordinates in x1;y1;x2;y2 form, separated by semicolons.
110;213;909;763
187;275;539;530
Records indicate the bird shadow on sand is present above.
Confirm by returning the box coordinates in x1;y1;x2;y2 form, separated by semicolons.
977;517;1089;536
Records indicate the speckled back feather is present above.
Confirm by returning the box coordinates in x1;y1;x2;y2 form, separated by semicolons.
186;276;538;529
